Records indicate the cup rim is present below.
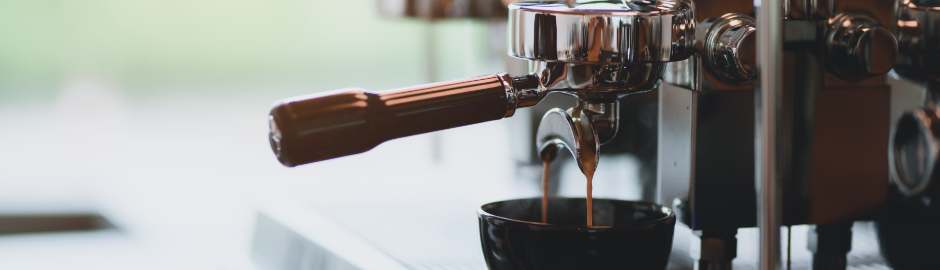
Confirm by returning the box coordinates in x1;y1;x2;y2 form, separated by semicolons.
477;197;675;230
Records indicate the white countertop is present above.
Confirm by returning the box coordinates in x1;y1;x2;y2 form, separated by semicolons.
0;87;524;270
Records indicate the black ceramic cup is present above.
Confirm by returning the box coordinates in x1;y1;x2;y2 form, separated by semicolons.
478;198;675;270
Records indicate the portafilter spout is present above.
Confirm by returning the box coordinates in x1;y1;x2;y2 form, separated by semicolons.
536;101;619;174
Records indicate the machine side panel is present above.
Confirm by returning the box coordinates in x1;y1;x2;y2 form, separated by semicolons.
658;83;696;208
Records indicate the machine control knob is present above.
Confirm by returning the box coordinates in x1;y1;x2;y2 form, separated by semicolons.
700;13;757;83
508;0;695;65
825;13;898;81
890;107;940;200
896;0;940;80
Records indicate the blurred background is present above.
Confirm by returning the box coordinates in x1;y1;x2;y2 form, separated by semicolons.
0;1;508;269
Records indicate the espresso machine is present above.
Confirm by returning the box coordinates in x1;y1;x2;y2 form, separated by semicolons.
261;0;940;269
659;0;940;268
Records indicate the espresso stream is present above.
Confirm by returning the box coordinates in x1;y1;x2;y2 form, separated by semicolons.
541;159;551;224
540;159;597;228
585;169;595;227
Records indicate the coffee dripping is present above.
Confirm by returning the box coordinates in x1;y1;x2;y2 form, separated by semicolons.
270;0;692;229
267;0;940;268
269;0;692;231
536;102;610;228
538;129;598;227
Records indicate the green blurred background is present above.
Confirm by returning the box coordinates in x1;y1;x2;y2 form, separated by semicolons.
0;2;507;268
0;0;500;102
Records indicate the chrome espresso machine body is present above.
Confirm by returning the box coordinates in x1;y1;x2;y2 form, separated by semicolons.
267;0;940;269
657;0;940;269
660;0;898;268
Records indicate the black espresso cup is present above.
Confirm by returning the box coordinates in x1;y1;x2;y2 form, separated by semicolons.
478;198;676;270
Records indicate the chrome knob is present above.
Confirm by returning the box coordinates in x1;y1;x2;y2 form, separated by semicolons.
891;107;940;199
700;13;757;83
377;0;508;20
896;0;940;80
825;13;898;81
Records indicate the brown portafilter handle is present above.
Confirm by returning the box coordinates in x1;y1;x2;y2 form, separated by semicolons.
269;74;534;167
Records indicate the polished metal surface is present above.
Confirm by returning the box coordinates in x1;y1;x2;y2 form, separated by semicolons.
531;61;666;99
700;13;757;83
890;0;940;201
507;0;695;99
582;101;621;144
537;106;599;174
656;0;902;268
377;0;508;20
267;0;923;268
656;82;694;208
536;100;622;174
890;107;940;197
508;0;695;65
825;13;898;81
896;0;940;80
757;0;785;269
270;0;694;166
784;0;833;19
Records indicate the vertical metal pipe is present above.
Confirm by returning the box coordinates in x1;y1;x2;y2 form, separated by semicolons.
756;0;784;269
